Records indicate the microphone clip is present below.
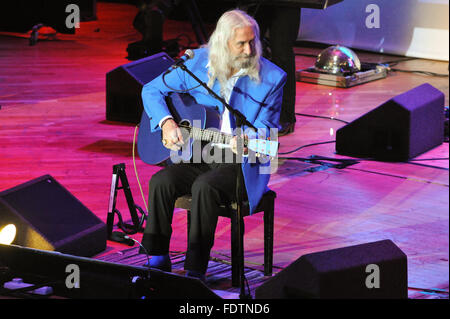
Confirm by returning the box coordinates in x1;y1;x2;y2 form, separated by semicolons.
171;49;195;69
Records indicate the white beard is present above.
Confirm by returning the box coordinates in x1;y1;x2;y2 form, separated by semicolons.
230;54;257;71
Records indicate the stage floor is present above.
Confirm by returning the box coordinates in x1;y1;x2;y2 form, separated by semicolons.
0;2;448;299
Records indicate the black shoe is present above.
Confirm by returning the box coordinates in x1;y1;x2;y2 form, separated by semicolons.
143;255;172;272
278;122;295;136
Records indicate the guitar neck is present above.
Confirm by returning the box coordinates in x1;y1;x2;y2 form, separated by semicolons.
190;126;231;144
178;125;278;157
186;126;247;145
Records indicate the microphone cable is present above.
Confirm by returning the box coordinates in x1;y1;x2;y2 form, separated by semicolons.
123;235;151;270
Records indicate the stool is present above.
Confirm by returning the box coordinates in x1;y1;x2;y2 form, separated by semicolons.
175;190;275;287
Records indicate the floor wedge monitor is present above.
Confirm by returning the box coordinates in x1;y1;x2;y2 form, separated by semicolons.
336;83;445;161
255;239;407;299
0;175;106;257
106;52;174;123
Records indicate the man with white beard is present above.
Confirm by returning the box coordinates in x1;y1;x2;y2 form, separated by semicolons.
140;9;286;282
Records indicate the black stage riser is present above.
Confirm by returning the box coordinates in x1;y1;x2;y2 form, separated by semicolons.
0;244;220;299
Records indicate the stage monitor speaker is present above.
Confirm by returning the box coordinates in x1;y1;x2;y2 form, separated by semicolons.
254;239;407;299
0;175;106;257
106;52;174;123
0;244;220;299
336;83;445;161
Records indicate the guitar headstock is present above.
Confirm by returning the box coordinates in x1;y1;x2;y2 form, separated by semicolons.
248;139;279;157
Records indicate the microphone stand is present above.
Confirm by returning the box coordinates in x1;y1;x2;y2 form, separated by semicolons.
176;62;256;299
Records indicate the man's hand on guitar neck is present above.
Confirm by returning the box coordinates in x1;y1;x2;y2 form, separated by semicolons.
161;118;184;151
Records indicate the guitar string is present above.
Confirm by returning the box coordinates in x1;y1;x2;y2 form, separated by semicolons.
176;124;277;158
177;123;248;146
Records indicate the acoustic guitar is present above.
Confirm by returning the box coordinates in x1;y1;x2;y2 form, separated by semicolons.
137;93;279;165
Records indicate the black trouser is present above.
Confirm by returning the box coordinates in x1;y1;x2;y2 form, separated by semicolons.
253;6;301;124
140;147;246;273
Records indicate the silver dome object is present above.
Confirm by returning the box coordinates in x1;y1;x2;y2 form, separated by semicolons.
314;45;361;75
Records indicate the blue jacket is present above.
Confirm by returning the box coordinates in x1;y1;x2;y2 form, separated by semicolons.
141;47;286;214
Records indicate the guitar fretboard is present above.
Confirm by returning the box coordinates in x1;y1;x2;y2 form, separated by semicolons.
179;125;247;146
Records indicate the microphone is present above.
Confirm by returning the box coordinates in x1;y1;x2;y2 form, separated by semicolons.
162;49;195;87
172;49;195;67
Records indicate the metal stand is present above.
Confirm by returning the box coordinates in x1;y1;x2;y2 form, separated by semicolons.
174;62;256;298
106;163;147;246
234;117;251;299
29;24;44;46
184;0;208;45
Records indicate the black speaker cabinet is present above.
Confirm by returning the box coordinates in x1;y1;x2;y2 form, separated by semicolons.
0;175;106;257
106;52;174;123
255;239;407;299
336;83;445;161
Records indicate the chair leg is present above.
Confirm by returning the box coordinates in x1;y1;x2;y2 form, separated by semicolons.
230;212;244;287
187;210;191;246
264;202;274;276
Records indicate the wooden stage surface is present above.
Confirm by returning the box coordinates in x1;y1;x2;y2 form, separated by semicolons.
0;2;448;299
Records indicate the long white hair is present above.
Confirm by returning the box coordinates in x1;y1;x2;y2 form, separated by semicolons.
206;9;262;88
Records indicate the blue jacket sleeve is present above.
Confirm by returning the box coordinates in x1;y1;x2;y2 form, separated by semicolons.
141;62;188;132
